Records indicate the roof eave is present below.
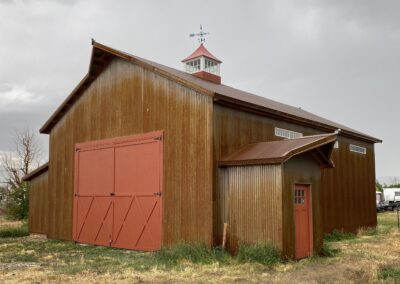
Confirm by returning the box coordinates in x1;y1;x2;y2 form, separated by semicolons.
282;134;337;161
39;41;382;144
40;40;215;134
219;158;284;167
40;74;90;134
22;162;49;182
93;41;214;97
213;93;382;144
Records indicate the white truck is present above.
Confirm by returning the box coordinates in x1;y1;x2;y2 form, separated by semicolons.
378;188;400;211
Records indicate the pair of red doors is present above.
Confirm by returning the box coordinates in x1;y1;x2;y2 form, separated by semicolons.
73;131;163;251
294;184;313;259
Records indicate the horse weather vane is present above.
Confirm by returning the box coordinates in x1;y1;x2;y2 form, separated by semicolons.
189;25;210;44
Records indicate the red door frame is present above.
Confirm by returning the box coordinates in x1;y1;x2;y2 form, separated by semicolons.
73;131;164;250
294;183;313;259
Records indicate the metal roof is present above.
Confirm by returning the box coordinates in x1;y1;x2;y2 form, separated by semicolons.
39;40;381;144
219;133;337;167
182;44;222;63
22;162;49;182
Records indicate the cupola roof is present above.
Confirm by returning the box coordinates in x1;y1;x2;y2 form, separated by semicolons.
182;44;222;63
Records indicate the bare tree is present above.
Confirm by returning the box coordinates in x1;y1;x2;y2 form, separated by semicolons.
1;128;43;188
0;128;43;219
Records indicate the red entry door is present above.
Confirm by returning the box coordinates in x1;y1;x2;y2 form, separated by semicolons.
294;184;313;259
73;131;163;251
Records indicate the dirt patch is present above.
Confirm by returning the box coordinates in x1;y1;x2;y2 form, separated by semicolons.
0;262;40;270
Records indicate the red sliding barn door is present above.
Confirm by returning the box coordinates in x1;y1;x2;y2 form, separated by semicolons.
294;184;313;259
73;131;163;251
113;140;162;250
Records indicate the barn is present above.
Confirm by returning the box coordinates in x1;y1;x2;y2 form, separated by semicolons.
24;40;381;258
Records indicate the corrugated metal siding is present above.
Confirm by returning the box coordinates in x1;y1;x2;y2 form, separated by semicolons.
213;104;321;243
321;137;377;233
213;104;376;238
48;58;213;246
28;170;48;235
219;165;283;252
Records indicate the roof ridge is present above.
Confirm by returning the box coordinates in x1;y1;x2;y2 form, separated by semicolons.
90;42;380;143
39;40;381;143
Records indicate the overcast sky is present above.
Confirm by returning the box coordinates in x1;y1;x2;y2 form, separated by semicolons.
0;0;399;178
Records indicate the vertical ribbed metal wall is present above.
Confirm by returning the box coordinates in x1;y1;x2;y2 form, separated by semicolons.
48;59;213;246
28;171;49;235
219;164;282;252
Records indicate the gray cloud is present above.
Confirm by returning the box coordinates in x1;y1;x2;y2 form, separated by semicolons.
0;0;398;177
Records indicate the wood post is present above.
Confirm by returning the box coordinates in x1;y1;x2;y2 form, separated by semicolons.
222;222;228;249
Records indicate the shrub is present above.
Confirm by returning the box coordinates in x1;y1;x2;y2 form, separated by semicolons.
320;242;340;257
324;230;356;242
2;183;30;220
237;242;281;265
0;224;29;238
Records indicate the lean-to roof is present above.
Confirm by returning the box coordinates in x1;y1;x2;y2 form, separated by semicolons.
219;133;336;167
22;162;49;182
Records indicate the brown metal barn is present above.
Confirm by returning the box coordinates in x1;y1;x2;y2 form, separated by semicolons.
24;40;381;258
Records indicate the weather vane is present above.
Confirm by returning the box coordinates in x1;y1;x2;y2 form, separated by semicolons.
189;25;210;44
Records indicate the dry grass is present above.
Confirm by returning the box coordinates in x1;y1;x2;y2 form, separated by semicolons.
0;212;399;283
0;216;23;228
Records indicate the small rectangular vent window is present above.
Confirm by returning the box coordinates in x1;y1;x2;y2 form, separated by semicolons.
349;144;367;154
275;127;303;139
395;192;400;196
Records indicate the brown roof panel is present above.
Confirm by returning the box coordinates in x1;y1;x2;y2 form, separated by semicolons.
39;41;381;144
219;133;337;167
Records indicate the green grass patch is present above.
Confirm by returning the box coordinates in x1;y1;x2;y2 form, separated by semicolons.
377;212;399;234
47;242;157;274
0;238;157;274
378;264;400;281
0;224;29;238
324;230;356;242
155;243;230;266
237;242;281;266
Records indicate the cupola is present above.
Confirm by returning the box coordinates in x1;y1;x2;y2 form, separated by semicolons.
182;26;222;84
